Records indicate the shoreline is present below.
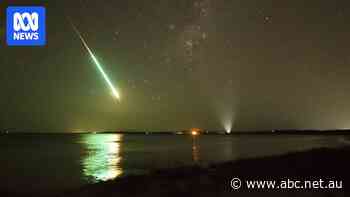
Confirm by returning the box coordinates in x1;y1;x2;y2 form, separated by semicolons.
2;146;349;197
2;130;350;135
60;146;350;197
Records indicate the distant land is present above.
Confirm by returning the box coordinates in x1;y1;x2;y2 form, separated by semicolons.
1;129;350;135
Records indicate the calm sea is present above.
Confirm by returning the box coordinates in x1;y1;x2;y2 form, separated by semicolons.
0;133;348;195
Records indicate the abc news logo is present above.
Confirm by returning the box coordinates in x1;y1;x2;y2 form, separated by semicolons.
13;12;39;40
7;6;46;46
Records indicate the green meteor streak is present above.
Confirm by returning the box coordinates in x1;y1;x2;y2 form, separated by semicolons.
89;52;120;100
71;23;120;101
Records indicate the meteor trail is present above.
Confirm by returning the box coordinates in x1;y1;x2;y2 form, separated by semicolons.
70;21;121;101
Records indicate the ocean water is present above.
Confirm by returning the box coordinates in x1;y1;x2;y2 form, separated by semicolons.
0;133;348;195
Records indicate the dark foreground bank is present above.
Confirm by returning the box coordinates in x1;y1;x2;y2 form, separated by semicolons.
2;146;350;197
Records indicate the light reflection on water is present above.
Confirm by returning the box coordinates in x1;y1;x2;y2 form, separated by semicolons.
78;134;345;183
0;133;347;194
192;137;199;163
81;134;123;182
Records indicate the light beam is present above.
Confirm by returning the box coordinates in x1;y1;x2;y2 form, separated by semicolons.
70;22;121;101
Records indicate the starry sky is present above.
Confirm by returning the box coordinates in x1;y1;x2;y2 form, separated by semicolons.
1;0;350;132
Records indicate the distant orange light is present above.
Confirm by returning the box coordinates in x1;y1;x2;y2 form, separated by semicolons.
190;128;201;136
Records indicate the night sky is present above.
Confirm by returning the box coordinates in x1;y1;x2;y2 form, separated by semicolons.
1;0;350;131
